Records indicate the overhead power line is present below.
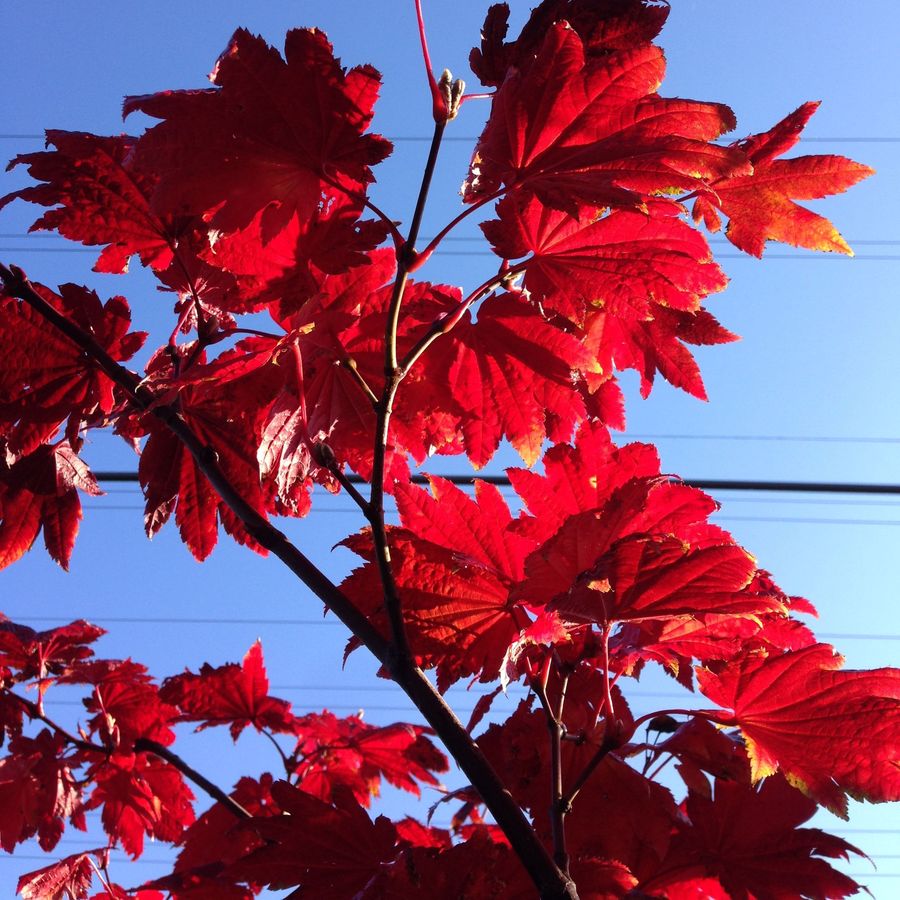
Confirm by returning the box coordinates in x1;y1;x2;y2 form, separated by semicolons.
3;133;900;143
93;471;900;496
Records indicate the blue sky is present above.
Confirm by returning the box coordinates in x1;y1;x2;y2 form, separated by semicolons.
1;2;899;894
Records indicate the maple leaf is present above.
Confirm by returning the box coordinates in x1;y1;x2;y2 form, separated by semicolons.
225;782;397;897
342;477;538;688
126;28;391;236
692;102;874;257
483;195;727;324
160;641;296;740
0;617;104;684
291;711;447;806
358;831;552;899
0;283;145;458
17;851;100;900
135;345;277;560
0;730;84;853
0;442;103;571
643;775;864;899
173;774;278;876
437;292;595;468
69;659;178;749
86;752;195;858
204;197;390;314
0;131;181;274
698;643;900;816
470;0;670;87
464;25;745;213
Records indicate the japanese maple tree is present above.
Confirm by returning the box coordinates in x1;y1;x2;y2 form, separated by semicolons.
0;1;892;898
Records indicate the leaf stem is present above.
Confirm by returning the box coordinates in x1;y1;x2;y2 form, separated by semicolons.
411;188;505;269
413;0;445;121
400;268;514;374
341;357;379;408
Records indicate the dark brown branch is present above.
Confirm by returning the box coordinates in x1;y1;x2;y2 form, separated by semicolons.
135;738;252;820
0;261;578;900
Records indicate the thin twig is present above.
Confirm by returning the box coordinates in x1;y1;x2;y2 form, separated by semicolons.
135;738;252;820
341;357;379;408
7;690;106;756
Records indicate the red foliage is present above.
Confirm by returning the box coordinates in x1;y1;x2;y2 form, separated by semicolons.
0;2;888;898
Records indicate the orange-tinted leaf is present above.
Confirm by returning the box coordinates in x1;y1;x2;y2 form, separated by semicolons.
160;641;295;740
698;643;900;816
693;102;873;256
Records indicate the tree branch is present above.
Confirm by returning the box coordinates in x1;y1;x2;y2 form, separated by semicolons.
0;261;579;900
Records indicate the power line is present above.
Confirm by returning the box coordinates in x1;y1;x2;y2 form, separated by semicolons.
3;133;900;143
92;471;900;496
3;245;900;261
5;613;900;643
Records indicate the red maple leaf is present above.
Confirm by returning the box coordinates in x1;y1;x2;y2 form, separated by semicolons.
483;195;727;324
470;0;670;87
0;282;145;458
464;25;745;212
0;442;103;571
203;198;390;316
135;345;277;560
86;752;194;858
126;28;391;236
643;775;864;899
0;617;104;684
342;477;537;688
437;292;595;467
69;659;178;750
174;774;278;868
692;102;874;257
0;730;84;853
291;711;447;806
698;643;900;816
16;851;101;900
0;131;181;274
224;782;397;897
160;641;296;740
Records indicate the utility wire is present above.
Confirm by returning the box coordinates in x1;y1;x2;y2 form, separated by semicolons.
3;133;900;142
92;471;900;496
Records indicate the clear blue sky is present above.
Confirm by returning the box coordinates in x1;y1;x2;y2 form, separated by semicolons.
1;2;898;894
